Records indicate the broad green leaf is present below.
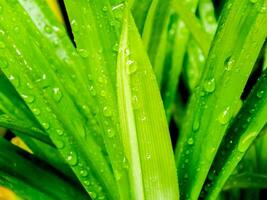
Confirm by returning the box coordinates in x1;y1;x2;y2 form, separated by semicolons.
175;0;267;199
117;8;179;200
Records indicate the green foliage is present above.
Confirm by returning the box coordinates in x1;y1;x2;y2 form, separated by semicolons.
0;0;266;200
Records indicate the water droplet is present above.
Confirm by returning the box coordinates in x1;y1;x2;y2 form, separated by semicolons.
44;25;53;34
257;90;264;98
184;173;189;179
71;20;78;32
103;106;112;117
56;129;64;136
21;94;35;103
89;85;96;96
113;43;119;52
107;128;115;138
66;151;78;166
224;57;234;71
52;87;63;102
84;180;90;186
54;139;65;149
187;137;194;145
127;60;137;74
89;192;97;199
114;170;122;180
80;169;88;177
146;154;151;160
238;132;257;152
102;6;108;12
8;75;20;87
0;58;8;69
192;118;200;131
32;108;41;116
204;78;216;93
218;106;232;125
41;122;50;130
78;49;89;58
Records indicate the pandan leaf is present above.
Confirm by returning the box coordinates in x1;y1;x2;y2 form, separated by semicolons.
204;69;267;199
175;0;267;199
0;137;89;200
117;7;179;200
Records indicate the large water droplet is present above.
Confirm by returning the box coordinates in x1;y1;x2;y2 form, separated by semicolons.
66;151;78;166
218;106;232;125
238;132;257;152
204;78;216;93
52;87;63;102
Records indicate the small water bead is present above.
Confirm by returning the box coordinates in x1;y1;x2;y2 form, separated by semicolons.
71;19;79;32
113;43;119;52
238;131;257;152
146;154;151;160
21;94;35;103
224;57;234;71
8;75;20;87
218;106;232;125
114;170;122;180
89;85;97;96
41;122;50;130
102;6;108;12
203;78;216;93
32;108;41;116
56;129;64;136
89;192;97;199
103;106;112;117
78;49;89;58
52;87;63;102
187;137;194;145
192;119;200;132
80;169;88;177
106;128;115;138
66;151;78;166
256;90;264;98
127;60;137;74
44;25;53;34
54;139;65;149
83;180;90;186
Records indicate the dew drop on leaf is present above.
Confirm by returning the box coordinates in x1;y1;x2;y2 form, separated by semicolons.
32;108;41;116
238;131;257;152
107;128;115;138
192;118;200;132
103;106;112;117
8;75;20;87
21;94;35;104
0;41;5;48
78;49;89;58
256;90;264;98
187;137;194;145
203;78;216;93
41;122;50;130
80;169;88;177
218;106;232;125
56;129;64;136
127;60;137;74
84;180;91;186
54;139;65;149
66;151;78;166
52;87;63;102
44;25;52;34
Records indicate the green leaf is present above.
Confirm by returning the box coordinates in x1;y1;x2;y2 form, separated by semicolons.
175;0;267;199
204;69;267;199
117;7;179;200
0;137;89;200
